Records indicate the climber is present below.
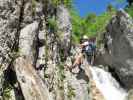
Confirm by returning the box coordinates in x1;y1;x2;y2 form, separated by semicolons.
70;35;96;71
84;36;96;65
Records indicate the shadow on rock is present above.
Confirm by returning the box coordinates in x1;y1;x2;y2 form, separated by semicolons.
76;68;89;82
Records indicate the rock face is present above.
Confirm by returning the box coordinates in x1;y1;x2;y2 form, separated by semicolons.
19;21;39;66
64;68;90;100
0;0;53;99
13;21;52;100
14;57;52;100
57;5;72;57
0;0;21;58
104;10;133;89
0;0;23;98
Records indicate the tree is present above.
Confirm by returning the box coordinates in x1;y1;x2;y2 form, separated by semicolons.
127;0;133;6
51;0;72;7
85;13;96;23
107;4;114;12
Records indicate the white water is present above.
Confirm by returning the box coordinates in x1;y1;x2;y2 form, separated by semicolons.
90;67;127;100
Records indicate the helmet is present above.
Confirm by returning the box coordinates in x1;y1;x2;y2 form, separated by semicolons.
83;35;88;40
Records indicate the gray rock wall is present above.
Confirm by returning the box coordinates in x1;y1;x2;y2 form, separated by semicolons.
57;5;72;58
0;0;23;98
104;10;133;90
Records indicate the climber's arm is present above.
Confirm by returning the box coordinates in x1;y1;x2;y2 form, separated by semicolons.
80;41;89;48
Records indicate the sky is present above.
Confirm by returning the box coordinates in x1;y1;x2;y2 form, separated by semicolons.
73;0;128;17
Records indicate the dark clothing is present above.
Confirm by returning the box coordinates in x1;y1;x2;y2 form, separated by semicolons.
82;41;96;64
82;42;96;55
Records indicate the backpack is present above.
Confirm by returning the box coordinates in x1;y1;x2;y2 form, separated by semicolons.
85;43;93;55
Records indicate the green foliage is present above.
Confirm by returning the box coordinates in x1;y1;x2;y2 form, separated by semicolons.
125;5;133;17
58;63;65;81
70;8;116;44
107;4;116;12
47;18;58;32
3;81;13;100
51;0;61;7
57;63;65;89
51;0;72;7
64;0;73;7
70;9;83;43
85;13;97;23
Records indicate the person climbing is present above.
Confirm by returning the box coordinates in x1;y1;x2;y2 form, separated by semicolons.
81;35;96;65
70;35;96;72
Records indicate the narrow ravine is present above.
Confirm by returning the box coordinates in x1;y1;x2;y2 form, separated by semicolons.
1;0;133;100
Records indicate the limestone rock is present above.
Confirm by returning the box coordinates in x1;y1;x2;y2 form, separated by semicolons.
0;0;22;97
36;29;46;69
104;10;133;89
64;70;90;100
57;5;72;57
14;57;52;100
19;21;39;65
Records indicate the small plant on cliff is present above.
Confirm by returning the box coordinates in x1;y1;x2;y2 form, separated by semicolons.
47;18;58;33
3;81;13;100
57;63;65;90
67;84;75;100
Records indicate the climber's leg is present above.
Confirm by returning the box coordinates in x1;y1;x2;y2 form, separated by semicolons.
90;52;95;65
86;54;91;65
71;53;83;69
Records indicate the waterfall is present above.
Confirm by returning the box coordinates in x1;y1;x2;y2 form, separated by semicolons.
89;67;127;100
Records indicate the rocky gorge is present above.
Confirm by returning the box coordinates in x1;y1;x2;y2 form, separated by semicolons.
0;0;133;100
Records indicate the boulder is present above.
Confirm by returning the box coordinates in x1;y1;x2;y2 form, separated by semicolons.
104;10;133;89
